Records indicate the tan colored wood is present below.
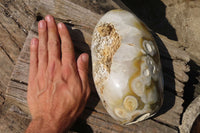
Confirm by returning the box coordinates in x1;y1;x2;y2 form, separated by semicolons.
0;8;27;49
0;47;14;93
0;0;36;30
0;0;36;95
0;24;21;63
158;34;190;63
7;19;186;133
7;81;179;133
162;59;189;83
81;108;178;133
0;94;4;105
0;111;30;133
2;0;191;132
154;91;184;127
38;0;101;34
0;0;35;95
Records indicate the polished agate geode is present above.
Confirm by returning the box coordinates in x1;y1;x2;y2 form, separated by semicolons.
91;9;164;125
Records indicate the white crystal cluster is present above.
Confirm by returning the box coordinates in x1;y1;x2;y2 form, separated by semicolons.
91;10;163;124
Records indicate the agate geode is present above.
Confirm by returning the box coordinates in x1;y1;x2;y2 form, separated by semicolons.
91;9;164;124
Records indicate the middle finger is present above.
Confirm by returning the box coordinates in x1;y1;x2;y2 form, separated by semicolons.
45;15;61;61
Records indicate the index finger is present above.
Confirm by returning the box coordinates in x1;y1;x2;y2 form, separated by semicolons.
57;23;75;66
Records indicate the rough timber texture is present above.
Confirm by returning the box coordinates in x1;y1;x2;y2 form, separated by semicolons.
0;0;36;95
179;95;200;133
6;0;190;131
1;0;199;132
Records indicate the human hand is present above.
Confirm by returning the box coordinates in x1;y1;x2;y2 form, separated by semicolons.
26;15;90;133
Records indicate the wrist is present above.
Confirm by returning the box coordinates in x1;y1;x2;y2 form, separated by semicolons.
26;117;61;133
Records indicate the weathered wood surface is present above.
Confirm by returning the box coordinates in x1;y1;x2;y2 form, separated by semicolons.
0;0;36;98
0;0;194;132
5;0;191;132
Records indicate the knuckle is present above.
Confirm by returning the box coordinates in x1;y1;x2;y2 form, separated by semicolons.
62;54;75;64
39;28;46;33
62;67;73;81
79;64;87;73
48;40;59;47
48;60;56;76
63;61;76;70
62;43;74;52
68;61;76;69
39;46;47;53
47;59;60;79
30;58;38;65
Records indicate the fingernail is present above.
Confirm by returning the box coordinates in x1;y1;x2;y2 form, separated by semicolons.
38;20;45;28
31;38;38;46
58;23;63;29
82;54;89;62
46;15;52;22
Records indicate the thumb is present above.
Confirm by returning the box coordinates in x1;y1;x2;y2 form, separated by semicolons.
77;53;89;90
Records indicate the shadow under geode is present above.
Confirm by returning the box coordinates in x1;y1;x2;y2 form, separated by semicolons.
152;33;176;118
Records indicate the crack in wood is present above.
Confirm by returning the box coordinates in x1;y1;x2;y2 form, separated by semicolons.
84;112;134;132
8;82;27;93
152;118;179;131
0;2;29;35
53;16;93;33
0;22;22;51
30;29;38;35
0;45;14;64
18;58;30;65
20;0;36;16
0;93;5;105
84;105;178;132
10;79;28;86
0;80;7;91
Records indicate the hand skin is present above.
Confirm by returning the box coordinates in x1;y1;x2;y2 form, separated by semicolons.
26;15;90;133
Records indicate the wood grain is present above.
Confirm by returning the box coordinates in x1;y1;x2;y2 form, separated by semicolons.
0;0;36;94
0;47;14;93
4;0;191;132
79;108;178;133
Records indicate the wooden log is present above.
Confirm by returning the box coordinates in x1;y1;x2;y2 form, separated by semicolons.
7;0;189;129
5;0;191;132
6;80;179;133
38;0;190;98
7;21;181;132
77;108;178;133
11;24;190;98
179;95;200;133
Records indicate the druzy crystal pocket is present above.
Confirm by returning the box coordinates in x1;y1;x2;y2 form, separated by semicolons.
91;10;163;124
